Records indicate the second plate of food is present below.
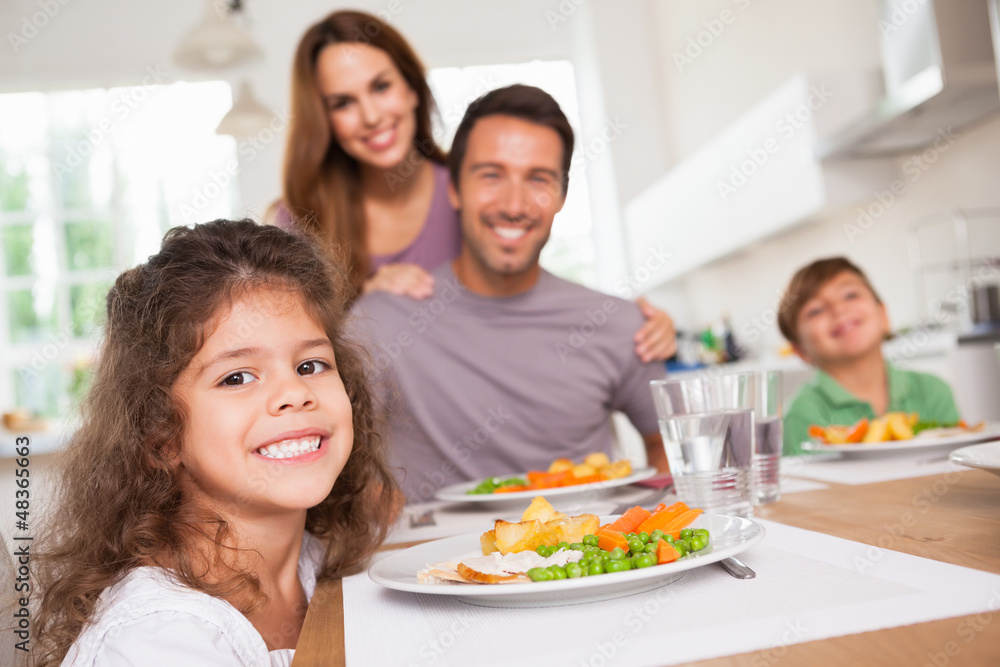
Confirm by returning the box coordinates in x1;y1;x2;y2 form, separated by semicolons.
435;466;658;506
801;423;1000;458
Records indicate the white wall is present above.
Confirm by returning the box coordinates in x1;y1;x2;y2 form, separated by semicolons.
640;0;1000;359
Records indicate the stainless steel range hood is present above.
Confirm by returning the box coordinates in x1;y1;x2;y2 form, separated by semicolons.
815;0;1000;160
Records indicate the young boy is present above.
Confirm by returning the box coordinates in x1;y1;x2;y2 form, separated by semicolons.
778;257;960;455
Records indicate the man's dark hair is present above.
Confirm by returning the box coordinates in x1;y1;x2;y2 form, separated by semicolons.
448;84;574;195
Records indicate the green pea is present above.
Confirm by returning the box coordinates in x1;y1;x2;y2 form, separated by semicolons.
601;550;613;563
565;562;583;578
527;567;552;582
609;547;627;560
663;533;675;543
535;545;551;558
634;554;656;568
650;530;665;543
588;561;606;575
583;534;599;548
548;565;567;579
605;559;628;573
570;542;586;551
557;541;570;552
638;532;650;544
628;539;645;555
689;536;706;552
644;543;659;555
679;528;694;540
694;528;710;540
673;542;688;557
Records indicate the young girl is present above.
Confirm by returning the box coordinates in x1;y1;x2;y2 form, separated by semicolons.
276;10;676;363
778;256;960;455
35;220;397;665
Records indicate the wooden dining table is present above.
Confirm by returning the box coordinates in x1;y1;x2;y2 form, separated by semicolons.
292;468;1000;666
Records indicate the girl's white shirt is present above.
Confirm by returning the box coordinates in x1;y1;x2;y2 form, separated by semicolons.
62;532;326;667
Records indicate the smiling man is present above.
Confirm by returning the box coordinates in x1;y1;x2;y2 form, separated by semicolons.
354;85;667;502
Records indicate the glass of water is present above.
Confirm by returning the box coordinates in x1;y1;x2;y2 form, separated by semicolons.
752;370;783;506
650;374;755;518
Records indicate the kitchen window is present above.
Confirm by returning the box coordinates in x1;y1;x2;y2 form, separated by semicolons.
0;80;237;419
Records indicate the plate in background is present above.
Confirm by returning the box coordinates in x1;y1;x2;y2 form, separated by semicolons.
435;467;657;507
949;441;1000;477
801;424;1000;459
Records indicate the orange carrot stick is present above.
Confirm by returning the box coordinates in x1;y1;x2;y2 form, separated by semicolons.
636;501;690;535
492;485;529;494
605;506;652;534
596;528;629;552
656;539;681;564
661;508;703;538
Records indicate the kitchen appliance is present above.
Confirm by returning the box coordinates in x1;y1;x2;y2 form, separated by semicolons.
972;284;1000;325
816;0;1000;159
908;207;1000;332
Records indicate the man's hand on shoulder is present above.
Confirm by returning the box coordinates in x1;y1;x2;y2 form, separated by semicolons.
362;263;435;300
634;297;677;363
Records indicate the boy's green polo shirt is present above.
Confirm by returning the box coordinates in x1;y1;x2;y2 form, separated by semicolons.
783;363;960;456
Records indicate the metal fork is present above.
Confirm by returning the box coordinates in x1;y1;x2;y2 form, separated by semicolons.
718;556;756;579
407;509;437;528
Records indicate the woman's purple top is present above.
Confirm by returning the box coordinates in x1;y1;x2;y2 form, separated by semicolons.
274;162;462;277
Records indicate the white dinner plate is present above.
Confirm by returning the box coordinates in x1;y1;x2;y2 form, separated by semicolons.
434;466;658;507
800;423;1000;459
949;441;1000;477
368;513;764;607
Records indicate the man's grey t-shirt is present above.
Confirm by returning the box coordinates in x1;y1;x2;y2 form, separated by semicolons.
353;263;664;502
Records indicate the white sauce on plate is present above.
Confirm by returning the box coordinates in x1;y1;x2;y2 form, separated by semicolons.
460;548;583;576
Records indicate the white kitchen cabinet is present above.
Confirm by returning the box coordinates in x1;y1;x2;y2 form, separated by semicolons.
624;73;897;289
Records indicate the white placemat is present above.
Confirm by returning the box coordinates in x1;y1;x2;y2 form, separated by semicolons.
782;452;963;485
346;520;1000;666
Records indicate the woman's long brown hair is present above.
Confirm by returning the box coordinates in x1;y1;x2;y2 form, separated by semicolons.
283;10;446;293
34;219;398;665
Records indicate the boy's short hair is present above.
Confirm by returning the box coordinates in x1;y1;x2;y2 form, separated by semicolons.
778;256;883;345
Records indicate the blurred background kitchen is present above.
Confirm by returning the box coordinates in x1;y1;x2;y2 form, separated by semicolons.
2;0;1000;448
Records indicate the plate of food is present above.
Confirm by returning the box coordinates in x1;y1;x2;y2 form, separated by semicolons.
435;452;658;505
801;413;998;458
369;497;764;607
949;441;1000;477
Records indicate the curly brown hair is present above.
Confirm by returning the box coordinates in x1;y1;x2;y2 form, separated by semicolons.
34;219;397;665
